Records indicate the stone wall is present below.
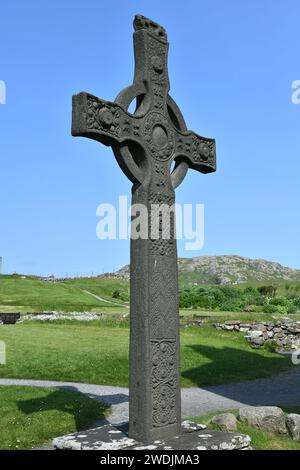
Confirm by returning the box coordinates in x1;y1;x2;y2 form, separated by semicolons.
213;320;300;350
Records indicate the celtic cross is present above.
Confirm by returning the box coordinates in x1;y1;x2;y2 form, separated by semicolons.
72;15;216;443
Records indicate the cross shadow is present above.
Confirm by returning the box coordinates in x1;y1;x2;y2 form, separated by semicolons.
181;344;295;406
17;386;128;432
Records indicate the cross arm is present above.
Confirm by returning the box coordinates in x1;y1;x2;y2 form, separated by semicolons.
173;129;216;174
72;92;142;147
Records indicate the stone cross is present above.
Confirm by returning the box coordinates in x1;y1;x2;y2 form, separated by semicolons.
72;15;216;443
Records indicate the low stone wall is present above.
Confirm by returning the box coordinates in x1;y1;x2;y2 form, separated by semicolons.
0;313;21;324
213;320;300;350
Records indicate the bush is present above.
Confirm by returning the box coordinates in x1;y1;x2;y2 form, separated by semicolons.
220;301;241;312
179;284;298;313
111;289;129;302
243;286;259;296
258;285;277;297
269;296;289;307
262;304;278;314
287;304;297;314
243;304;257;312
263;304;288;314
287;294;300;308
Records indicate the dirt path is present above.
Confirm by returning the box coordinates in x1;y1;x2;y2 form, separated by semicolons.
81;289;129;309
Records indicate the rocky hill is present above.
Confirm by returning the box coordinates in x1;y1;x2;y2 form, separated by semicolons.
101;255;300;286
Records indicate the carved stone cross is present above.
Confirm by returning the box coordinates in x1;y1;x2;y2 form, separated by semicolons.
72;15;216;443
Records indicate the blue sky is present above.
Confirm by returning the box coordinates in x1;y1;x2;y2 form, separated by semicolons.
0;0;299;276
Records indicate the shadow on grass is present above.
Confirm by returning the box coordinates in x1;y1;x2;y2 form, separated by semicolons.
17;386;114;432
183;343;291;387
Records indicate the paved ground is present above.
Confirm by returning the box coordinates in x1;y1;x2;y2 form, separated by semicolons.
1;365;299;425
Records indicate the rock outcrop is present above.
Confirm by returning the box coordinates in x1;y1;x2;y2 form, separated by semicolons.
101;255;300;285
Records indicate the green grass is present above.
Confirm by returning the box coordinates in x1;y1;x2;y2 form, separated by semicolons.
179;309;281;322
64;277;129;303
0;385;109;450
0;322;292;387
194;407;300;450
0;275;129;312
2;273;300;317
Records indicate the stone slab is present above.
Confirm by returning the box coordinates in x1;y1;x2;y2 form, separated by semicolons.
52;421;251;451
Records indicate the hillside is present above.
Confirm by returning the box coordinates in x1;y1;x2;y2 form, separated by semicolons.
1;255;300;313
102;255;300;286
0;275;129;313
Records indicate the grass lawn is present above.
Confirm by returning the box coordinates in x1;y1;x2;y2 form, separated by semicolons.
0;321;292;387
0;275;129;312
64;277;129;303
0;385;108;450
194;407;300;450
180;309;300;323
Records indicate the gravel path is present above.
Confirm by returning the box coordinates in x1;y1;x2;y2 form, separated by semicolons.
1;365;299;424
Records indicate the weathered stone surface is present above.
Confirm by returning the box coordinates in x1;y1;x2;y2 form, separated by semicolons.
238;406;287;434
250;337;265;347
224;325;234;331
250;330;263;338
286;414;300;442
214;320;300;351
182;420;207;432
211;413;237;431
103;255;300;285
52;422;251;451
72;14;216;443
251;323;267;332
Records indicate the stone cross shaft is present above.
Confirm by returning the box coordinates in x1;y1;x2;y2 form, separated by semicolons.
72;15;216;443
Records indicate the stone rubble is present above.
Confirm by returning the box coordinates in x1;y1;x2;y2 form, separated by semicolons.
211;413;238;431
286;414;300;442
210;407;300;444
20;312;107;322
213;320;300;351
238;406;287;434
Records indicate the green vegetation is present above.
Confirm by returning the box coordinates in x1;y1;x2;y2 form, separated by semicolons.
1;273;300;315
0;322;292;387
179;284;300;314
0;274;129;313
194;407;300;450
63;277;130;303
0;385;108;450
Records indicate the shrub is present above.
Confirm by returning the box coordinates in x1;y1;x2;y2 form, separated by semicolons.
263;304;288;314
112;290;121;299
243;304;257;312
269;296;289;307
262;304;278;313
258;285;277;297
243;286;259;296
287;294;300;308
220;301;241;312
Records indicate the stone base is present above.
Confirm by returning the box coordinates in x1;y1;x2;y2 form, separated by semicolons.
52;421;251;451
